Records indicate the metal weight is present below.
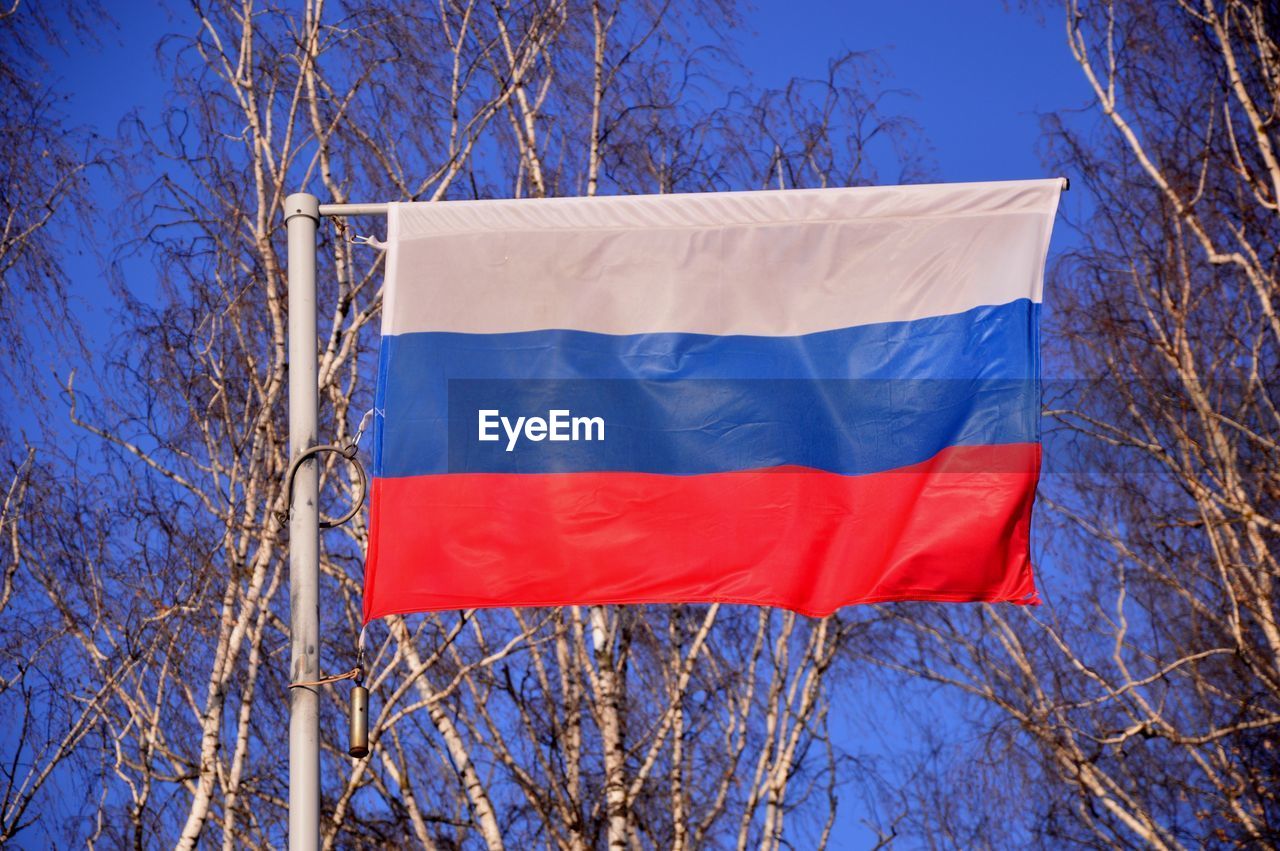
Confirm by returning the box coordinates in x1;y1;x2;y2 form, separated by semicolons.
349;685;370;758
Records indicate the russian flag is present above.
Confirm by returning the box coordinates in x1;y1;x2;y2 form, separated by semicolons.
364;180;1061;621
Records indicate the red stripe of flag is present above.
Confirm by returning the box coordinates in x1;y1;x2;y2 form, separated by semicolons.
363;442;1041;620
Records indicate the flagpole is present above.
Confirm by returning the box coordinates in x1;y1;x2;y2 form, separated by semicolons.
278;179;1067;845
285;193;321;850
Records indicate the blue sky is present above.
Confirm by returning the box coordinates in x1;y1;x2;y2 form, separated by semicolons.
42;0;1093;351
57;2;1091;207
35;2;1097;845
740;1;1088;182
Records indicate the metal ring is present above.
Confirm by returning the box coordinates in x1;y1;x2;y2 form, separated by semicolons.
278;443;368;529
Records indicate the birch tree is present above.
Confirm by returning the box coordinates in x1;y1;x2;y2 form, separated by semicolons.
34;0;919;846
868;2;1280;846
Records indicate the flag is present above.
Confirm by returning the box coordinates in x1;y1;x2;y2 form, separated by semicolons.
364;180;1061;621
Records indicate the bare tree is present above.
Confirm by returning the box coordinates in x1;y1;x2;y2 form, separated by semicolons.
23;0;922;846
0;0;102;379
0;3;122;845
864;2;1280;847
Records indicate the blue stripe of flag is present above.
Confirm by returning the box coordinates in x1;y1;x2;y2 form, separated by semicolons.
374;300;1039;477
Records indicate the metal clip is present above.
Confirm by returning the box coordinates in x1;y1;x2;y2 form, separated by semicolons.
349;234;386;249
352;409;374;448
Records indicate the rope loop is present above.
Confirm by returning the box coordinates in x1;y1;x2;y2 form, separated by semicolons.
288;666;363;690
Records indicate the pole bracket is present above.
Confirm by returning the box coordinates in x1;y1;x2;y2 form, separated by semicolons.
278;442;368;529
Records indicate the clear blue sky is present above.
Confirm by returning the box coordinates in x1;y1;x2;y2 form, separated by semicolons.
47;0;1092;341
39;2;1095;845
38;0;1094;273
739;1;1088;181
60;2;1091;194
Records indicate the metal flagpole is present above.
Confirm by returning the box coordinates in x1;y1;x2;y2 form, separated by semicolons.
278;180;1066;845
284;194;389;848
285;193;321;850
